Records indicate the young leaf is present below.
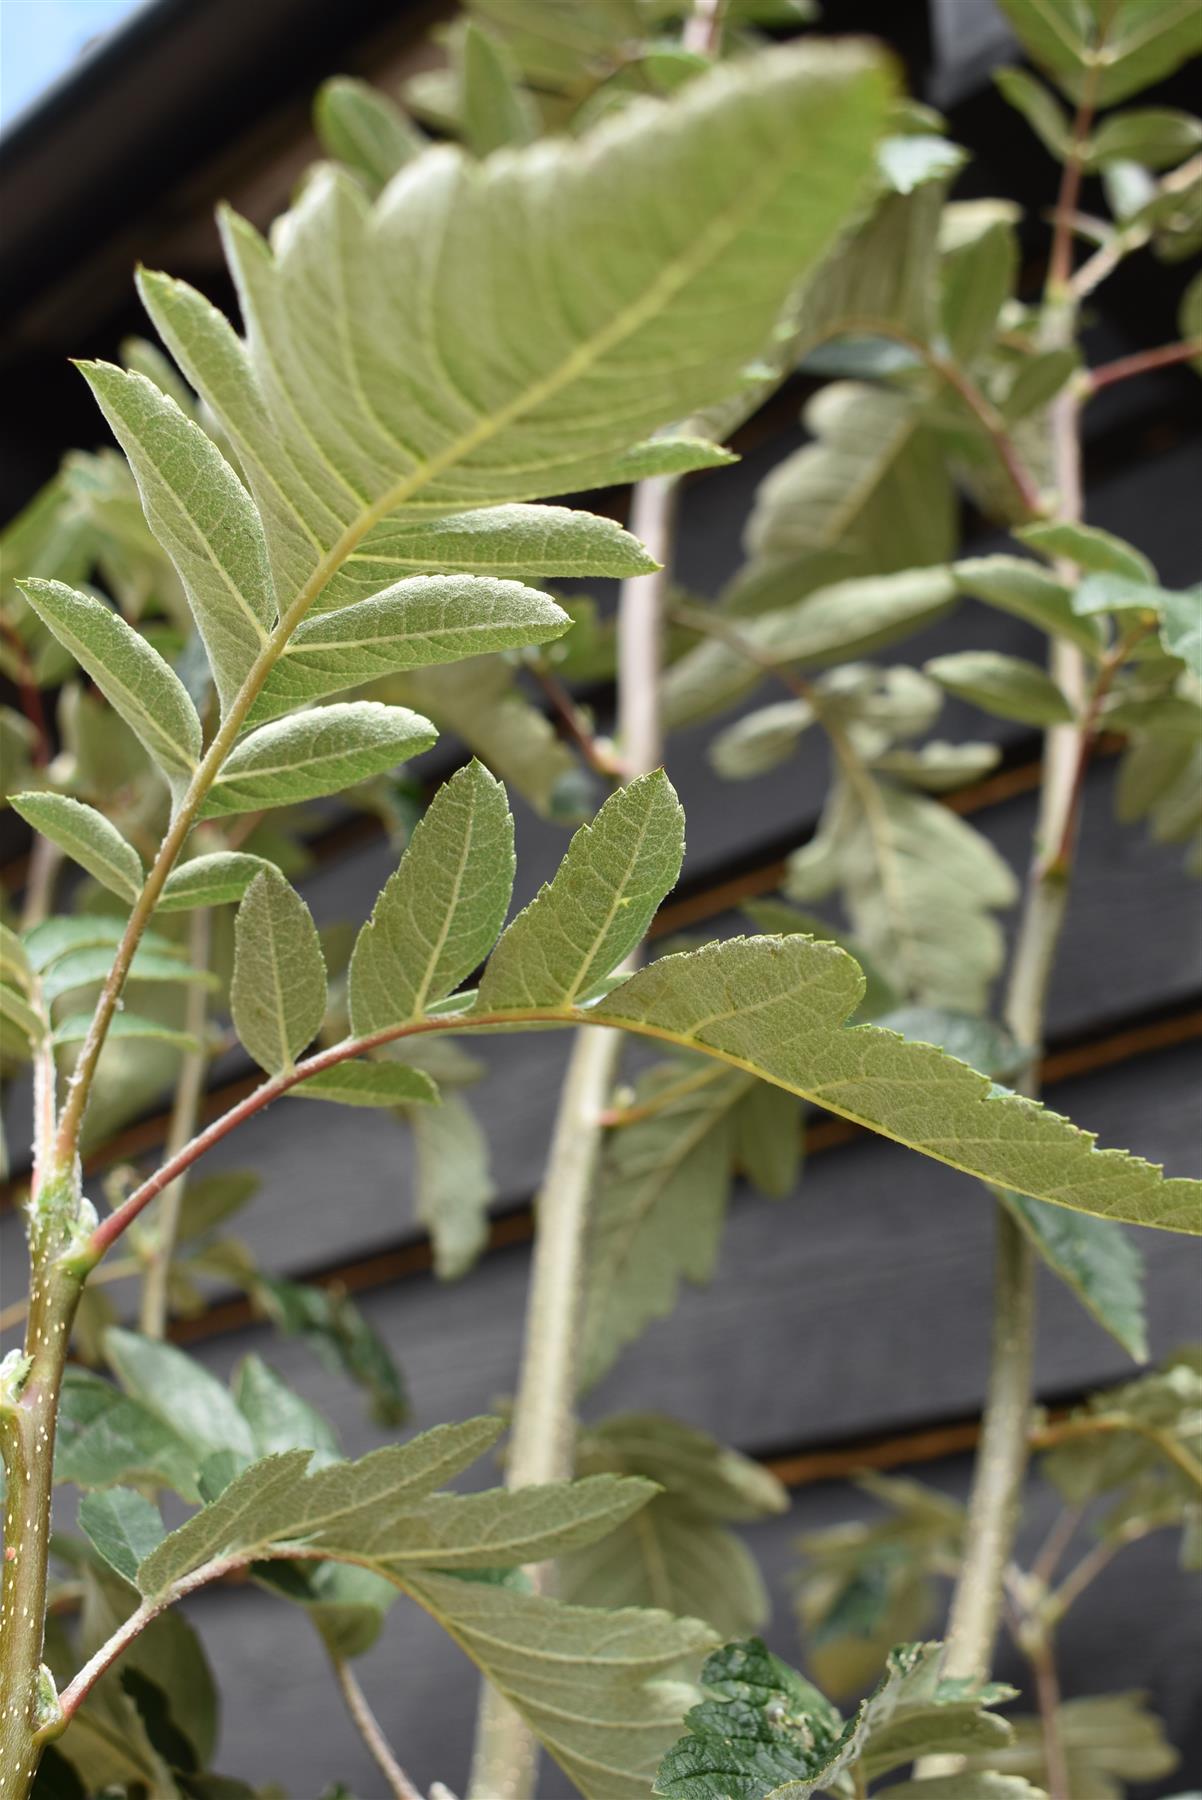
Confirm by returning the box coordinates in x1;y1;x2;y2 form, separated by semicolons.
157;851;274;913
350;759;514;1033
78;1488;166;1586
10;793;144;902
994;66;1073;158
940;215;1017;365
290;1061;439;1107
231;869;327;1074
22;915;184;972
1159;586;1202;678
590;937;1201;1232
478;770;685;1010
0;920;31;991
1090;106;1202;169
233;1355;341;1466
709;698;815;780
51;1013;200;1050
79;361;276;715
250;575;570;723
0;983;44;1052
461;19;539;155
925;650;1075;726
203;701;436;816
17;578;202;786
140;43;891;612
314;76;424;197
40;946;211;1007
1002;1191;1147;1360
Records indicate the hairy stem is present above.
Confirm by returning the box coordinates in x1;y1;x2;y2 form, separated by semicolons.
331;1656;423;1800
138;908;212;1338
468;476;677;1800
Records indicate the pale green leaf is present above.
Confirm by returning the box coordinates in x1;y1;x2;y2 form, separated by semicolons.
958;1691;1179;1800
786;773;1017;1013
250;575;569;723
742;899;901;1019
709;699;814;780
51;1013;200;1050
478;770;684;1009
1160;586;1202;677
314;76;424;197
11;793;143;902
941;215;1017;365
0;921;31;991
140;45;891;617
871;740;1003;791
461;20;539;155
203;701;436;817
667;569;957;726
40;946;212;1007
157;851;274;913
994;65;1073;157
884;1777;1047;1800
589;937;1199;1232
925;650;1076;725
0;982;43;1052
1090;106;1202;168
79;1487;166;1585
955;554;1104;654
22;915;184;972
233;1355;341;1466
1003;1190;1147;1359
79;360;275;715
581;1061;747;1387
350;759;514;1033
734;1077;803;1198
54;1368;206;1501
1018;519;1155;583
407;1571;715;1800
725;384;957;617
231;869;327;1073
998;346;1079;422
175;1171;260;1244
290;1060;439;1107
998;0;1202;106
105;1328;256;1465
324;503;658;607
409;1089;496;1279
17;578;202;787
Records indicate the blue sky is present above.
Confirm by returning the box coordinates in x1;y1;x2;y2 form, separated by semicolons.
1;0;148;130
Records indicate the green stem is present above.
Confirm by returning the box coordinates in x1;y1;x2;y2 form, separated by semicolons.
467;474;678;1800
138;908;212;1339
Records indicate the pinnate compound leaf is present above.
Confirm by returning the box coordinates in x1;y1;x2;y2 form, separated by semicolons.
79;1487;166;1585
17;578;202;786
654;1637;1014;1799
11;793;144;902
79;360;275;715
1003;1190;1147;1360
290;1061;439;1108
994;0;1202;106
51;1013;200;1050
925;650;1075;726
250;575;570;723
478;770;684;1010
591;937;1201;1232
204;701;436;817
231;870;326;1074
157;852;274;913
328;504;658;591
350;759;514;1033
140;44;891;615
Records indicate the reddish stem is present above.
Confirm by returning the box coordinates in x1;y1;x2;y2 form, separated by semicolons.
1089;338;1202;392
0;615;50;767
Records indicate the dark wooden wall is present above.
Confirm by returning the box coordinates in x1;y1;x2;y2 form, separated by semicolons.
2;2;1200;1795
